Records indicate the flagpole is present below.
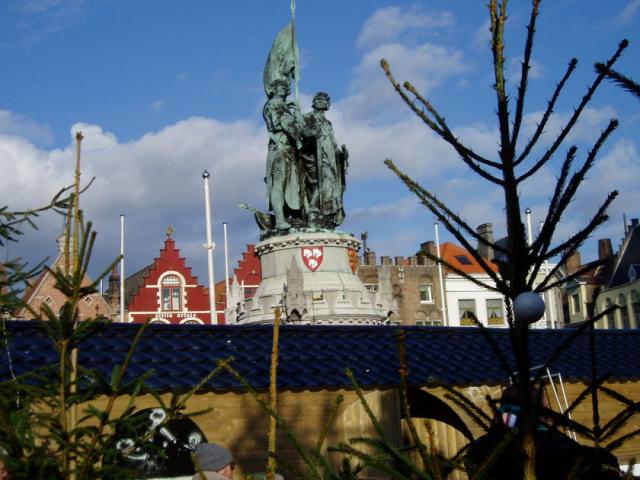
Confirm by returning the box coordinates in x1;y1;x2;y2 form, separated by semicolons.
202;170;216;324
223;222;230;322
434;223;448;326
120;214;125;323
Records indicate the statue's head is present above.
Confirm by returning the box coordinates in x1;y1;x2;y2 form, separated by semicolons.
312;92;331;111
270;79;290;98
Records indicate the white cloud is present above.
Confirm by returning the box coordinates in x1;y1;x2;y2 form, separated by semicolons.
472;19;491;50
519;106;617;154
0;110;54;145
7;0;87;46
342;42;467;123
616;0;640;24
0;115;267;281
357;6;455;49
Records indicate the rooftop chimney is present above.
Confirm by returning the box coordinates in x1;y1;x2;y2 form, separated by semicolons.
477;223;494;260
419;241;437;256
598;238;613;260
565;250;582;274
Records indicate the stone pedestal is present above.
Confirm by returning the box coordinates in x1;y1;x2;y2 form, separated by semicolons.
233;231;395;325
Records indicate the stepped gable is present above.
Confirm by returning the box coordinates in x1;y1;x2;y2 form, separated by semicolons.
127;236;211;324
233;244;261;287
3;322;638;391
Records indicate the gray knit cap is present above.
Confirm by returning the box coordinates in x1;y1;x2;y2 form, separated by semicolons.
193;442;233;472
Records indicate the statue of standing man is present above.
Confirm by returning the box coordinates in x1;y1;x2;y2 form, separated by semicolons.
263;79;306;230
301;92;348;228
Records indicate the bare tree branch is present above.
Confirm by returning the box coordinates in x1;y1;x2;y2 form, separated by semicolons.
515;58;577;166
530;146;577;259
516;41;627;181
511;0;540;152
380;60;504;184
385;159;508;291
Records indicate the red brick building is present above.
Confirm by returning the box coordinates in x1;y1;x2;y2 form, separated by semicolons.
125;234;214;325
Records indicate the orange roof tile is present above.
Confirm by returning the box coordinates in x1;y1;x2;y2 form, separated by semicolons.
439;242;499;274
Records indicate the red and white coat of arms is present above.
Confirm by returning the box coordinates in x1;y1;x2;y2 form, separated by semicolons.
301;246;324;272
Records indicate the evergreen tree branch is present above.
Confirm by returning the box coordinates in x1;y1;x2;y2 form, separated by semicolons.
606;426;640;453
385;159;508;291
531;311;600;386
516;40;627;181
380;60;503;183
511;0;540;151
418;249;504;294
595;62;640;101
542;189;614;266
518;116;617;187
535;259;604;294
489;0;512;156
401;81;501;170
529;146;577;260
515;58;577;166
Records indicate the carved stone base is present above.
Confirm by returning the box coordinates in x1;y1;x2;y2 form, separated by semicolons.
232;231;396;325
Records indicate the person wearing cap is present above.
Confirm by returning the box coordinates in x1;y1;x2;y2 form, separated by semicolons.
192;443;235;480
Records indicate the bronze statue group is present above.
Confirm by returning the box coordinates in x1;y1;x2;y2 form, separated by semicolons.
263;80;348;232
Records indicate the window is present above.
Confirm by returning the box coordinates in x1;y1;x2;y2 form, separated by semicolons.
243;286;257;298
416;320;443;327
631;290;640;329
419;284;433;303
486;299;504;325
571;294;581;314
455;255;472;265
605;298;615;329
619;294;630;329
181;319;201;325
364;283;378;293
459;299;477;326
161;274;182;311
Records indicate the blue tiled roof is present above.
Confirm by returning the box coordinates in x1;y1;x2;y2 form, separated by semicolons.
1;322;639;391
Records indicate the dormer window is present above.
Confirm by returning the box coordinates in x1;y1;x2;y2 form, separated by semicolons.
161;274;182;311
629;264;640;282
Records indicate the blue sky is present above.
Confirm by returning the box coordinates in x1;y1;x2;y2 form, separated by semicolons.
1;0;639;286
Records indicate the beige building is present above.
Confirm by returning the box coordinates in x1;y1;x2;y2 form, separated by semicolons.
15;235;112;321
565;218;640;329
595;219;640;329
357;244;445;326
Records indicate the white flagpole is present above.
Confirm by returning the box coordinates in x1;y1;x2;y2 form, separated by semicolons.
202;171;216;324
223;222;230;322
434;223;448;326
120;214;125;323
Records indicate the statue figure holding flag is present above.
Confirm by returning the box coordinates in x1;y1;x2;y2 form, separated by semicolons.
263;21;306;231
263;78;306;230
257;9;349;236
